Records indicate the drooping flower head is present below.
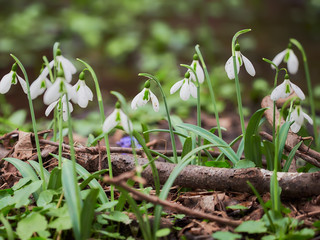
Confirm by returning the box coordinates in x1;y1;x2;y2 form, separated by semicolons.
170;71;197;101
131;80;159;112
189;54;204;84
270;74;305;101
72;71;93;108
55;49;77;83
30;64;53;99
0;63;27;94
225;43;256;80
45;95;73;122
271;43;298;75
289;101;313;133
103;102;133;134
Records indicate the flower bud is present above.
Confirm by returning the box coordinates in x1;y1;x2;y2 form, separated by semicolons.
144;80;150;88
79;71;85;80
184;71;190;78
193;54;199;61
115;101;121;109
235;43;241;51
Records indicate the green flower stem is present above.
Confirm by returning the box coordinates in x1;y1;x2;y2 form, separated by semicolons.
139;73;178;164
58;100;63;168
195;45;222;138
77;59;114;202
11;54;46;190
197;85;202;165
290;38;318;149
231;29;251;137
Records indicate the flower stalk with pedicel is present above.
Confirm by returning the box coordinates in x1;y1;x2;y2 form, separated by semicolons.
103;102;133;134
0;63;27;94
170;71;197;101
131;80;159;112
189;54;204;84
72;71;93;108
289;101;313;133
270;73;305;101
225;43;256;80
271;43;299;75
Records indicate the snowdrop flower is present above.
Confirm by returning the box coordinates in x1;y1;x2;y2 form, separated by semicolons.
45;95;73;122
270;74;305;101
0;63;27;94
225;43;256;80
55;49;77;83
271;43;298;74
131;80;159;112
103;102;133;134
189;54;204;84
289;103;313;133
43;74;77;105
72;72;93;108
170;72;197;101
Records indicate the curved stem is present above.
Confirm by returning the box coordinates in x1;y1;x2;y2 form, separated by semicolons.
290;38;318;149
195;45;222;138
77;58;114;202
139;73;178;164
58;99;63;168
10;54;46;190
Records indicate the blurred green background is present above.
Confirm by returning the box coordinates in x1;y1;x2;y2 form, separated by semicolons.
0;0;320;121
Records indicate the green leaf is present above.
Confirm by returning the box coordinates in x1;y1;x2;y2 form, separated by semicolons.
234;160;255;169
262;140;274;170
62;160;82;240
226;204;249;210
9;109;27;126
282;141;302;172
212;231;242;240
235;220;267;234
4;158;41;200
80;188;99;239
0;213;14;240
244;108;267;164
95;230;125;239
36;190;55;207
12;177;32;191
79;169;108;190
177;123;239;164
205;160;231;168
156;228;171;237
277;121;291;163
102;211;132;224
12;180;43;208
16;212;48;240
47;167;62;190
141;123;150;143
28;160;50;184
48;216;72;231
96;201;119;212
181;137;192;158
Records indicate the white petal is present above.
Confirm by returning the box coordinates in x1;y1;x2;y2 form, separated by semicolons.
242;54;256;77
136;89;148;107
303;112;313;125
43;78;61;105
170;80;184;94
290;82;305;100
83;84;93;101
150;91;160;112
131;90;145;110
0;72;13;94
120;110;133;133
190;60;205;84
45;100;58;117
180;81;190;101
224;56;239;80
290;122;301;133
271;49;286;69
270;81;290;101
17;75;27;94
189;81;197;98
62;101;73;121
65;82;77;103
287;50;299;74
38;61;54;80
30;79;43;99
77;86;90;108
102;109;118;134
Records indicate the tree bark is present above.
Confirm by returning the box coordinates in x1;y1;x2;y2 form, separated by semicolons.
109;154;320;198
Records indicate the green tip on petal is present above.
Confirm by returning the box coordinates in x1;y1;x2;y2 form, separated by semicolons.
57;70;64;78
235;43;241;51
11;63;17;72
56;49;62;56
285;73;289;79
184;71;190;78
11;71;17;84
115;101;121;109
144;80;150;88
79;71;85;80
193;54;199;61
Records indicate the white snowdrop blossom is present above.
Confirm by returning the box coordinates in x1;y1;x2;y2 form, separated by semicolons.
103;103;133;134
170;73;197;101
43;76;77;105
270;75;305;101
289;104;313;133
45;96;73;122
189;55;204;84
55;54;77;83
72;73;93;108
225;44;256;80
30;77;52;99
0;64;27;94
131;81;159;112
271;45;298;74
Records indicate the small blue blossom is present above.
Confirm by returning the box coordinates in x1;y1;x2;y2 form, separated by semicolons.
116;136;142;148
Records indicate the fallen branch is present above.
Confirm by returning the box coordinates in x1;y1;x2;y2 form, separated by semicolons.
104;171;242;227
109;154;320;198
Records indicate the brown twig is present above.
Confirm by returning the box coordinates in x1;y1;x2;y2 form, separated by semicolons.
104;171;242;227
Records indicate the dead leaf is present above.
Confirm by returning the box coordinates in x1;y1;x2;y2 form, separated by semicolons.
12;131;33;160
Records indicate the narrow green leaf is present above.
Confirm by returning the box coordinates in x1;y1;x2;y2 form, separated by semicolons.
47;167;62;190
0;213;14;240
212;231;242;240
81;188;99;240
244;108;267;163
28;160;50;184
62;160;82;240
277;122;291;163
79;169;108;190
181;137;192;158
282;141;302;172
251;135;262;167
262;140;274;170
141;123;150;143
178;123;239;164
